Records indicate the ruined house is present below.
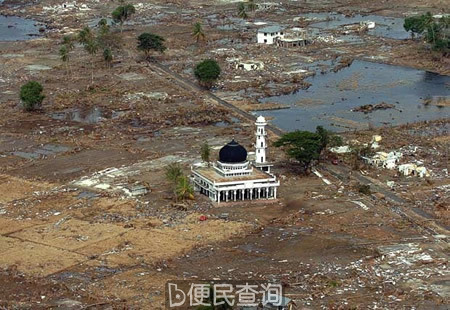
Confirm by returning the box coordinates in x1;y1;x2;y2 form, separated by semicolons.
275;28;310;47
257;25;284;45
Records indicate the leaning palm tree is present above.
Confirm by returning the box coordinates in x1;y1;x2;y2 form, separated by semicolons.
192;22;206;43
238;2;248;19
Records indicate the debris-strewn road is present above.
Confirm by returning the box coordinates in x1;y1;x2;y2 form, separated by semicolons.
320;163;450;236
147;62;285;136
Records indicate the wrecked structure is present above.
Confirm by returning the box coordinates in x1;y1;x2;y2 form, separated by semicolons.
257;25;284;45
192;116;279;203
235;60;264;71
275;28;310;47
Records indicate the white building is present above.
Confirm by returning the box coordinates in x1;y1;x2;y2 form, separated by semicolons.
257;25;284;44
192;116;279;203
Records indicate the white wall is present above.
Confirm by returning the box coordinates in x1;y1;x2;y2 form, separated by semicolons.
257;31;284;44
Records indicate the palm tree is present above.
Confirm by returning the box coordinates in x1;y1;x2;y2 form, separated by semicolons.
247;0;257;12
62;35;74;50
78;26;99;84
84;39;99;84
165;163;183;184
238;2;248;19
112;4;136;33
59;45;70;75
103;47;113;68
192;22;206;43
176;175;194;201
201;142;211;166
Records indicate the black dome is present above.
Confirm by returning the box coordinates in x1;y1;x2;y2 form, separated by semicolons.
219;139;247;163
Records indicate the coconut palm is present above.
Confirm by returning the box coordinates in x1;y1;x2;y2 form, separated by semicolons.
247;0;257;12
59;45;70;75
192;22;206;43
176;175;194;201
238;2;248;19
201;142;211;166
78;26;99;84
165;163;183;184
103;47;113;68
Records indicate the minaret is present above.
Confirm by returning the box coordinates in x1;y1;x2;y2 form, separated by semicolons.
255;115;267;164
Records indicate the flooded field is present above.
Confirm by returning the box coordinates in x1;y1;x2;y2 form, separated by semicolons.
299;12;410;39
257;60;450;132
0;15;41;41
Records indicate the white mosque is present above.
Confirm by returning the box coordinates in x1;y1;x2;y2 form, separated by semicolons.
191;116;280;204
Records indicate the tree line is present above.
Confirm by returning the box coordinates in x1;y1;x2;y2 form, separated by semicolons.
404;12;449;55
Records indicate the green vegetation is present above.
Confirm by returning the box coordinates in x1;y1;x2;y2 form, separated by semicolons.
103;47;113;68
247;0;257;12
59;35;74;75
192;22;206;43
201;142;211;166
237;2;248;19
20;81;45;111
112;3;136;32
165;163;183;184
316;125;343;151
274;126;343;172
404;13;449;54
175;175;194;201
137;33;167;59
358;184;372;195
78;26;99;83
194;59;221;89
165;163;194;201
274;130;322;172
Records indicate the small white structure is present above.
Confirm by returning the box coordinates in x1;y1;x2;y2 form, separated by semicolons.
398;164;430;178
363;151;403;169
360;21;376;29
257;25;284;44
256;2;280;11
330;145;351;154
192;116;279;203
236;60;264;71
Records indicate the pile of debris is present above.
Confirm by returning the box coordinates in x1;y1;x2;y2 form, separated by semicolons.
352;102;395;113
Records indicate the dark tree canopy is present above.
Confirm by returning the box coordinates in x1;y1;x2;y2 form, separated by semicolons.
316;125;343;151
20;81;45;111
404;14;430;37
404;13;449;54
112;4;136;31
274;130;323;172
194;59;221;88
137;33;167;58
